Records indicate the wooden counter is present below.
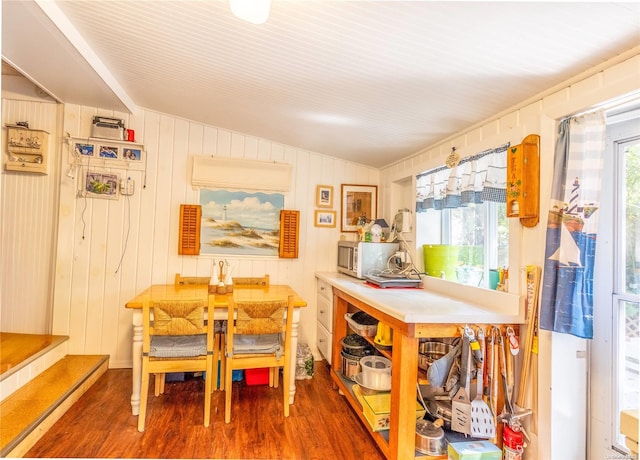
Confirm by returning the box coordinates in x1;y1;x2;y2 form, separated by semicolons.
317;272;522;460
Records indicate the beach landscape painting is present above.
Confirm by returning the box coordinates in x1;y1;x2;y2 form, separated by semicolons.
199;189;284;256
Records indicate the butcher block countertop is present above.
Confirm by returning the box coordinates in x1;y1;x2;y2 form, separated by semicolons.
316;271;524;325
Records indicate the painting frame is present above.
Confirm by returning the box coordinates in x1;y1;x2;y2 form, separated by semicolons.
314;210;336;228
340;184;378;232
84;170;119;200
199;189;284;257
98;145;119;159
316;185;334;208
74;142;95;157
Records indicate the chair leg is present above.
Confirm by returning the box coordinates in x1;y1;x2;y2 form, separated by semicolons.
212;332;220;392
282;358;290;417
219;333;226;391
204;356;213;427
138;366;151;432
224;359;233;423
154;373;165;396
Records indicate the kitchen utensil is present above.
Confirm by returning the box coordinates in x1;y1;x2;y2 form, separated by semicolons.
426;341;459;386
451;331;472;435
359;355;392;391
470;328;495;438
499;334;515;416
415;418;447;456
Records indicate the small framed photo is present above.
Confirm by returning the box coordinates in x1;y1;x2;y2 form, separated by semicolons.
122;148;142;161
341;184;378;232
316;185;334;208
98;145;119;159
314;210;336;228
84;170;119;199
74;143;94;157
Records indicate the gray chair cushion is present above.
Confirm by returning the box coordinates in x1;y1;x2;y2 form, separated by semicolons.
150;334;207;357
231;333;282;357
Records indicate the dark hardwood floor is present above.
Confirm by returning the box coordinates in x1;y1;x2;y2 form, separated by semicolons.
26;360;385;460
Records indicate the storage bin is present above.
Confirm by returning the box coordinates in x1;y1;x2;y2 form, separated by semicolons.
245;368;269;385
345;312;378;338
448;440;501;459
359;391;425;432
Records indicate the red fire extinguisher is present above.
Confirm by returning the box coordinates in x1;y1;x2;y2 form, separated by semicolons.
503;423;525;460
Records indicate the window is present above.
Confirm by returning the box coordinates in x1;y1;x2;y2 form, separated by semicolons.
415;144;509;289
612;130;639;451
592;110;639;456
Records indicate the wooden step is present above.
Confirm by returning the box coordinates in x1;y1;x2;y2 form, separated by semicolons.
0;333;69;380
0;354;109;458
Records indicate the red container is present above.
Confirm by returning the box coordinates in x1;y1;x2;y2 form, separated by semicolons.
245;368;269;385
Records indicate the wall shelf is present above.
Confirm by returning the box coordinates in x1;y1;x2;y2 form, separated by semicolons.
67;136;146;172
5;126;49;174
506;134;540;227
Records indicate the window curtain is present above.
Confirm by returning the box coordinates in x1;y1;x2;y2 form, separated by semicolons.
540;111;606;339
416;143;509;211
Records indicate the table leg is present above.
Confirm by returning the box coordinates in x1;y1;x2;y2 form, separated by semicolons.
288;308;301;404
388;331;419;460
131;311;142;416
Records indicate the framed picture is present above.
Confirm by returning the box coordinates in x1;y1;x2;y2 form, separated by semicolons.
199;189;284;256
74;143;94;157
314;210;336;228
98;145;119;159
341;184;378;232
84;170;119;199
122;147;142;161
316;185;333;208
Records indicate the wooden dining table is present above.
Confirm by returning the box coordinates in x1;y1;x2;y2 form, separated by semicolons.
125;284;307;416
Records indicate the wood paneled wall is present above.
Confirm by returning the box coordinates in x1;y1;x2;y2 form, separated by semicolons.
47;104;378;367
1;99;60;334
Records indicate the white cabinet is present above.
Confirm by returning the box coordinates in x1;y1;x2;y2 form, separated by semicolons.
316;277;334;364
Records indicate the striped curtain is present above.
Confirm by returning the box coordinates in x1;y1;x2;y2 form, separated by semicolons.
540;111;606;339
416;143;509;212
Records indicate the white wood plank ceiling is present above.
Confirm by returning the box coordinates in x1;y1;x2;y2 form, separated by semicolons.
3;1;640;167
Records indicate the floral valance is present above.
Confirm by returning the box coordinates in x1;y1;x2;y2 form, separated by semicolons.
416;143;510;211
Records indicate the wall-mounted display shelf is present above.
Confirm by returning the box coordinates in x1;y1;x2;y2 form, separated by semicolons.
68;136;146;172
507;133;540;227
5;125;49;174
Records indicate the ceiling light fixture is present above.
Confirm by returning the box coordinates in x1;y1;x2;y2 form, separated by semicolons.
229;0;271;25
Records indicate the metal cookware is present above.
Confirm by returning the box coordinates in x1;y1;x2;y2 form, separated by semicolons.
415;418;447;455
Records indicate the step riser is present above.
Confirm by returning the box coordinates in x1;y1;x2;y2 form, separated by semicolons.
0;355;110;458
3;358;108;458
1;335;69;401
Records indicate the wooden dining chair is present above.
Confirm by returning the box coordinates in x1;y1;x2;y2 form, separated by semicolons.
156;273;222;395
224;295;294;423
175;273;210;286
138;299;214;432
233;274;270;287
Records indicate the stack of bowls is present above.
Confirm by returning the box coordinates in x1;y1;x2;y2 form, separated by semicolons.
340;334;375;381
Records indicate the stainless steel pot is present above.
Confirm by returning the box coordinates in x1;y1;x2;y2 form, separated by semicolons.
415;418;446;456
418;341;452;371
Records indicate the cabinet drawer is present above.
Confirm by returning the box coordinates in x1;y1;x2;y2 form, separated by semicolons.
317;278;332;301
316;323;332;364
317;294;333;332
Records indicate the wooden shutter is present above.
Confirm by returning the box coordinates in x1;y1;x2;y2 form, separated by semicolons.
178;204;201;255
279;210;299;258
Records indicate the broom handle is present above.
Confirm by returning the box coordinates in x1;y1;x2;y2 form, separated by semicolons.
516;266;541;407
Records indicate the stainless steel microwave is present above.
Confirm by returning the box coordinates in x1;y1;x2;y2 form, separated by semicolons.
337;241;399;279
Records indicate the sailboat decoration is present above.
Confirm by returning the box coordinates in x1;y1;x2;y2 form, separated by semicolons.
548;223;582;266
547;177;598;267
